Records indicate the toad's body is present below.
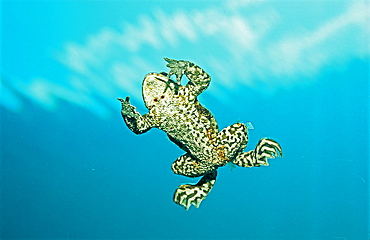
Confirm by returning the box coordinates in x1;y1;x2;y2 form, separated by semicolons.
119;58;282;210
147;76;218;162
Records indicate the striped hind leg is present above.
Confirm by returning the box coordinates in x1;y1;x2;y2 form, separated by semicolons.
213;123;248;166
171;154;216;177
171;154;217;210
173;171;217;210
232;138;283;167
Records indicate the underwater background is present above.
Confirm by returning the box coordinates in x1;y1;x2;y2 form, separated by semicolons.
1;1;369;239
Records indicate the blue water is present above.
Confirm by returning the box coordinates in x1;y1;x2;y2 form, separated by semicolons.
1;59;368;239
1;1;369;239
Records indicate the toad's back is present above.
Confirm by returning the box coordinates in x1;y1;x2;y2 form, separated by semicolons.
118;58;283;210
153;92;219;162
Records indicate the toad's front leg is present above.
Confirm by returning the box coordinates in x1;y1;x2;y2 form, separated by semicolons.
164;58;211;97
164;58;189;83
118;97;155;134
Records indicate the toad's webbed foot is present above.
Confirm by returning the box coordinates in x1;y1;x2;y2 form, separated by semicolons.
173;171;217;210
164;57;189;84
254;138;283;166
233;138;283;167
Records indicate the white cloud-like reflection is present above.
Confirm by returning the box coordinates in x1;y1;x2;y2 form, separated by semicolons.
2;1;368;118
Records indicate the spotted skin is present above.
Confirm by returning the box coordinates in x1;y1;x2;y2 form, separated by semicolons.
118;58;283;210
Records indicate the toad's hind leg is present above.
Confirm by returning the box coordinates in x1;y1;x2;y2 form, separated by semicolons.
233;138;283;167
171;154;216;178
173;171;217;210
171;155;217;210
213;123;248;166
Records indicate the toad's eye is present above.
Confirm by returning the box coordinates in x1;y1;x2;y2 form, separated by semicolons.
160;95;165;99
153;98;159;102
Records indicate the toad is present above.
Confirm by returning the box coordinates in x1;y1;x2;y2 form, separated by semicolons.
118;58;282;210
